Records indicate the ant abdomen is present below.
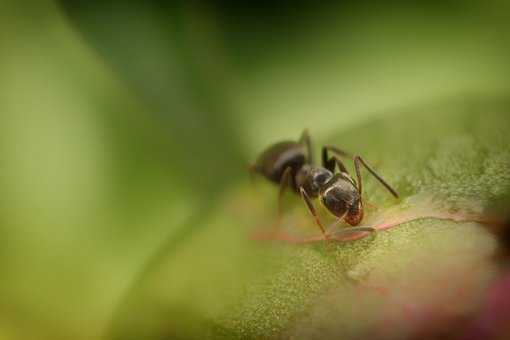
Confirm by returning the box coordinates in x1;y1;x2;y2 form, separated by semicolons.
253;141;307;186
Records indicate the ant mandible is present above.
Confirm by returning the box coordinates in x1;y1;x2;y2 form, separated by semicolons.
249;129;399;239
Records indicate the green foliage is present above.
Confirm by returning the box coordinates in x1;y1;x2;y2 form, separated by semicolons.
1;2;510;339
109;99;510;339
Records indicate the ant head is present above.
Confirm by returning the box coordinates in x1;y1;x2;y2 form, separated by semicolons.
320;176;362;224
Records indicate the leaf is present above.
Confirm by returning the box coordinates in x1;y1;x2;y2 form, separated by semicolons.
109;97;510;339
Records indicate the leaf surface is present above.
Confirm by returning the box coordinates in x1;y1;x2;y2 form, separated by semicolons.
109;98;510;339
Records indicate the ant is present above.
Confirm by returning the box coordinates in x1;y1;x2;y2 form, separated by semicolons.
249;129;399;239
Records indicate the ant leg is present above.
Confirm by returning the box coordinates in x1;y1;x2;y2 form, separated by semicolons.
353;157;363;196
322;147;335;172
299;187;328;239
354;156;399;198
323;145;353;158
322;147;348;173
324;146;399;199
299;129;313;164
278;167;293;218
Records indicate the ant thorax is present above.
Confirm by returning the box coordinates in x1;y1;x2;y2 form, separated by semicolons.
295;165;334;198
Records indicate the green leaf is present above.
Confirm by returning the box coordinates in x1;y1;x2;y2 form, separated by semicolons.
109;97;510;339
3;3;510;339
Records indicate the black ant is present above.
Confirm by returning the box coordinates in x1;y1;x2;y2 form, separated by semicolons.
249;130;399;239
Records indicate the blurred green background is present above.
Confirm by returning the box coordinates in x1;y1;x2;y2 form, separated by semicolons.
0;1;509;339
